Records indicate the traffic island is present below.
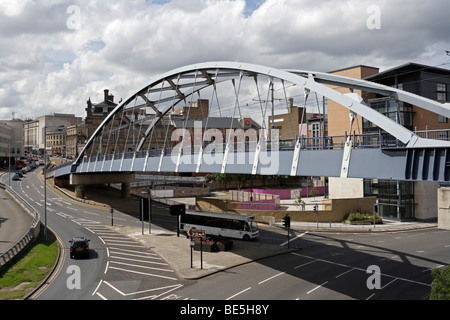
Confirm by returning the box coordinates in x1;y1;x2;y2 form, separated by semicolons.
109;225;297;280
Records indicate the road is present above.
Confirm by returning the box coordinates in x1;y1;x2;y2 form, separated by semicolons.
2;167;450;301
2;167;187;300
170;228;450;300
0;183;33;255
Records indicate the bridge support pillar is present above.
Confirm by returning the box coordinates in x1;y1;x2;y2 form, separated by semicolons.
75;185;85;199
438;187;450;230
121;182;131;199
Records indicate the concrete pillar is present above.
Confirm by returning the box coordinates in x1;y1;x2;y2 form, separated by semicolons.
75;185;85;199
438;187;450;230
121;182;131;199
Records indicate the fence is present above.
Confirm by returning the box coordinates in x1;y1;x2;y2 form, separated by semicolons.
230;189;280;210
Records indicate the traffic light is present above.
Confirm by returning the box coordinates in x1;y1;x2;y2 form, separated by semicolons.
170;204;186;216
283;214;291;229
313;204;318;214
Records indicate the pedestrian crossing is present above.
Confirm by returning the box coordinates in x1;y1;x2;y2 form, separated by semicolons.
73;222;184;300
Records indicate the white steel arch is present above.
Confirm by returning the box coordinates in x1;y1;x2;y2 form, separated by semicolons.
75;61;450;165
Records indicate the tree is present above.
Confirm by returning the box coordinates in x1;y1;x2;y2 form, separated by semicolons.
309;188;317;201
431;266;450;300
295;196;305;211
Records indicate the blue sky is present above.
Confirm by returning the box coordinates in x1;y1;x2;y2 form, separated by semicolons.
0;0;449;120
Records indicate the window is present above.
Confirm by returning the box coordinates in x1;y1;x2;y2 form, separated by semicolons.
437;83;447;101
438;115;448;123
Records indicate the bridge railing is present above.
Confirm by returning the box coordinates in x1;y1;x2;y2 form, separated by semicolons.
415;128;450;141
75;132;387;165
72;129;450;171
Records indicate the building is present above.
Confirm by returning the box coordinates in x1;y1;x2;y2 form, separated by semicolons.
0;122;13;169
83;89;147;156
84;89;118;140
46;127;67;157
363;63;450;221
24;113;81;155
66;122;87;159
326;63;450;221
1;118;25;162
268;98;306;142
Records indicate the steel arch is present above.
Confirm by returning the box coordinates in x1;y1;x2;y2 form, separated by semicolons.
75;61;450;166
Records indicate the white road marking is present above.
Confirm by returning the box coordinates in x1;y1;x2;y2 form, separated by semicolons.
307;281;328;294
258;272;286;285
280;231;308;247
108;266;177;280
226;287;252;300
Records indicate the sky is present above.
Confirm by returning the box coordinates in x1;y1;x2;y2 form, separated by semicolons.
0;0;449;120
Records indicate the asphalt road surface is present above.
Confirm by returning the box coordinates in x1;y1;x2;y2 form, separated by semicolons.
3;168;450;302
169;228;450;300
0;185;33;255
3;168;187;300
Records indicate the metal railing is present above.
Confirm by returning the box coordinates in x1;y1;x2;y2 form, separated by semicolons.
55;129;450;172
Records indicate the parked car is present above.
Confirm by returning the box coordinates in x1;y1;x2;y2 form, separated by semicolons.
69;237;90;259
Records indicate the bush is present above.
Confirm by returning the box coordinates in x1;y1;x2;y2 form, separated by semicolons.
430;265;450;300
344;212;382;224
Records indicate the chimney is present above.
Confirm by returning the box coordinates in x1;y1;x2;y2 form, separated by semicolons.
288;97;294;113
86;98;92;117
104;89;109;103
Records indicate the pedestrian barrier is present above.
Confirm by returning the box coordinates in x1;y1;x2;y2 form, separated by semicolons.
0;182;41;273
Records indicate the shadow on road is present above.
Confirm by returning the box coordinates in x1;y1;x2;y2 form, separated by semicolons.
57;184;447;300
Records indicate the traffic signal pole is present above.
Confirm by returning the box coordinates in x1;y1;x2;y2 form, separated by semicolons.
287;225;290;249
283;214;291;248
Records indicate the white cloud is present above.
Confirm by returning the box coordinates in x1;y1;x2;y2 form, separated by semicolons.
0;0;32;16
0;0;449;120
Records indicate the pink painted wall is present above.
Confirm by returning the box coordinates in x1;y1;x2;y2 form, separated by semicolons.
242;187;324;199
240;199;278;210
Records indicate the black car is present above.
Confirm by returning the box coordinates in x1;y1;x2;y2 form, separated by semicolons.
69;237;90;259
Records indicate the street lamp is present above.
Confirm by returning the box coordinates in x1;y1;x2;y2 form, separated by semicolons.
8;144;10;187
43;125;64;241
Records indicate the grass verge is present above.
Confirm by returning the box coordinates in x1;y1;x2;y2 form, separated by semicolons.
0;235;58;300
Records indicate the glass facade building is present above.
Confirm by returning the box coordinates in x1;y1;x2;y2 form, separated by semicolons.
362;98;416;220
362;63;450;221
364;179;415;220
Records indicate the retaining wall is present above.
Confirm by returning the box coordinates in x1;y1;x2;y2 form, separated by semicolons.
196;196;376;224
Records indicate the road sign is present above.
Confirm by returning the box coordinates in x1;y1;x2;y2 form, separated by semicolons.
188;228;206;239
